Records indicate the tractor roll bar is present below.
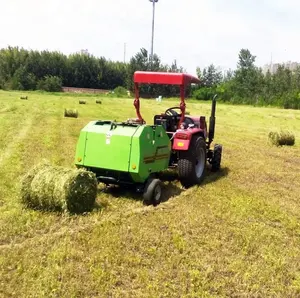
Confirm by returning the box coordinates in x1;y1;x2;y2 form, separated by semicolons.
133;71;201;125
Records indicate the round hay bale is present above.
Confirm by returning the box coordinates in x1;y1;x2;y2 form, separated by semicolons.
268;131;295;146
95;100;102;104
64;109;78;118
20;162;98;213
79;100;86;104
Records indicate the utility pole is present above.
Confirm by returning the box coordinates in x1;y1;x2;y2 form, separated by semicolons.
270;52;273;74
124;42;126;63
149;0;158;66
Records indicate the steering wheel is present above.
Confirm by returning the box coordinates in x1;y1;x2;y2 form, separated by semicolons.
164;106;196;129
164;107;182;116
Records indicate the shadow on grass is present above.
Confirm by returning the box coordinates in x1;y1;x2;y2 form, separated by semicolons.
202;166;230;186
161;181;183;203
158;166;230;187
96;166;229;206
97;181;183;206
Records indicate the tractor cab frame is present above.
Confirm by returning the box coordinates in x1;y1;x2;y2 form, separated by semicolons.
132;71;220;176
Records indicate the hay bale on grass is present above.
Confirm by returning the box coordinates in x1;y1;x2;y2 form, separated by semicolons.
96;100;102;104
79;100;86;104
64;109;78;118
20;96;28;100
268;130;295;146
20;162;98;213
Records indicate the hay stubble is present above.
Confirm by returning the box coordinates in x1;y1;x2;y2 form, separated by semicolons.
1;90;300;297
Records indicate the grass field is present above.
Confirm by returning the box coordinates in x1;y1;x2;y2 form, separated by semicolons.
0;90;300;297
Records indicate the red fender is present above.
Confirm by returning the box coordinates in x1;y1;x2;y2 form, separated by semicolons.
172;128;205;151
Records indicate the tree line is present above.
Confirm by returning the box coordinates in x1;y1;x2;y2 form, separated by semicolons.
0;46;299;109
0;46;184;96
195;49;300;109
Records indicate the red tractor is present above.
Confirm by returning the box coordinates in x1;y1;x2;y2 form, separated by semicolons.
133;71;222;188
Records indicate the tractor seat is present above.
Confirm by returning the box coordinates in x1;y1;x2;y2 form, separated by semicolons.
153;114;199;132
153;114;178;132
183;116;198;128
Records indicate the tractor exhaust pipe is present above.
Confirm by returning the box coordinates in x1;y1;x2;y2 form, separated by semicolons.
208;94;218;144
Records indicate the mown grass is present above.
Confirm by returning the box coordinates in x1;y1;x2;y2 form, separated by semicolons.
0;90;300;297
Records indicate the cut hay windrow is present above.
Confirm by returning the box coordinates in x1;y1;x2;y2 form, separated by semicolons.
64;109;78;118
268;130;295;146
20;162;98;213
79;100;86;104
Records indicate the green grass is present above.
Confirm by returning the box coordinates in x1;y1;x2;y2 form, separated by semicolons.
0;90;300;297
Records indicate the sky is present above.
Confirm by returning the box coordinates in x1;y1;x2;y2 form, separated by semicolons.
1;0;300;76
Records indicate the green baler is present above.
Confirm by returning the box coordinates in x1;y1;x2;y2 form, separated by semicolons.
75;120;171;205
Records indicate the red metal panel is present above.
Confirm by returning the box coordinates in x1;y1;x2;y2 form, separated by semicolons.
172;128;204;150
134;71;201;85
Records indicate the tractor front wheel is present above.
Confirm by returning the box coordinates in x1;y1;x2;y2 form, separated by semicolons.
211;144;222;172
178;135;207;188
143;178;162;206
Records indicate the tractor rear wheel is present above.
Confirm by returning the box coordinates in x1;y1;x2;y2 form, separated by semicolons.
178;135;207;188
143;178;162;206
211;144;222;172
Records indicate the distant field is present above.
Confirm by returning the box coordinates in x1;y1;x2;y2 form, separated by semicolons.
0;90;300;297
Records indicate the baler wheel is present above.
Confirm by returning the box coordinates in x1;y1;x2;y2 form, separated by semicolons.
178;135;207;188
143;178;162;206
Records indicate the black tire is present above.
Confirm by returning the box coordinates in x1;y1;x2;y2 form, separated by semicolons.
178;135;207;188
211;144;222;172
143;178;162;206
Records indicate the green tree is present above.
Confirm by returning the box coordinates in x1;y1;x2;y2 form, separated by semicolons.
233;48;264;99
237;49;256;69
196;64;222;87
10;66;36;90
37;75;62;92
126;48;150;91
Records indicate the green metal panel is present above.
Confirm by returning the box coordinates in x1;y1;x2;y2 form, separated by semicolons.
129;125;171;183
74;131;87;166
75;121;171;184
75;121;140;172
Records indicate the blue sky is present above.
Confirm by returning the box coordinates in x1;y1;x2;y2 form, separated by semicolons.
1;0;300;75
